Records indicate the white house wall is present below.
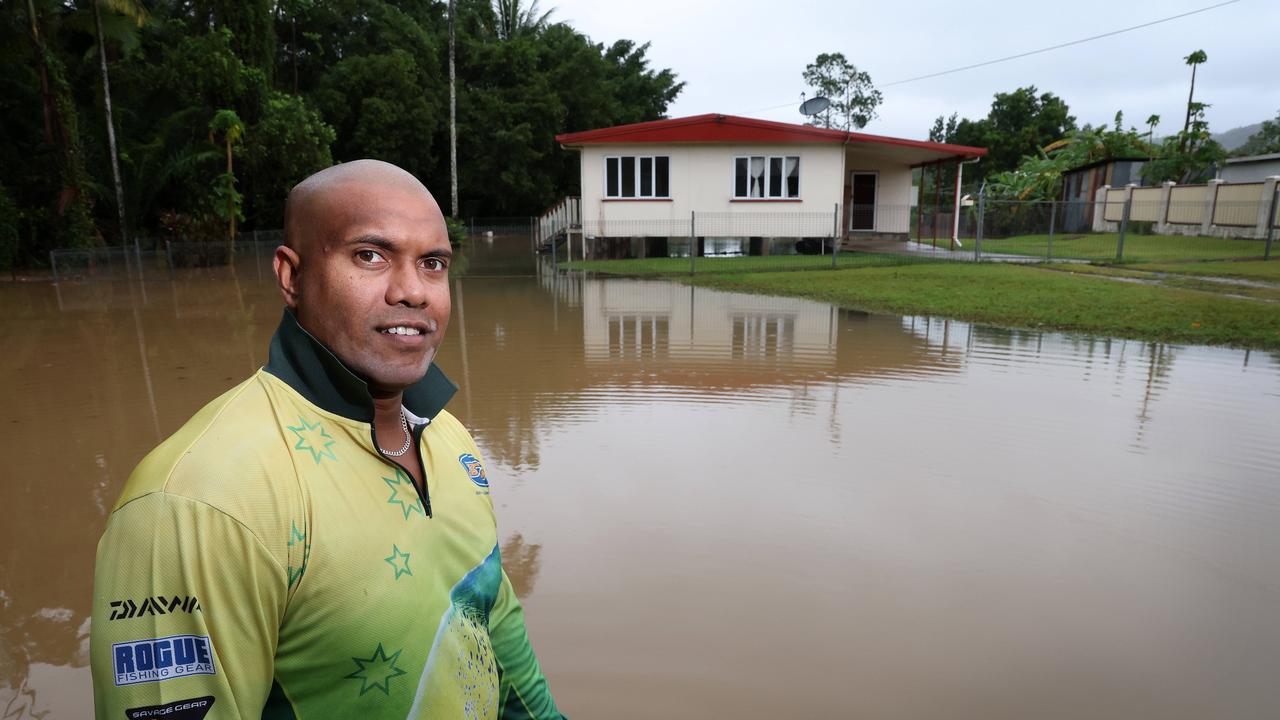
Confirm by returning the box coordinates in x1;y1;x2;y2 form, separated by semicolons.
844;146;915;234
579;144;845;237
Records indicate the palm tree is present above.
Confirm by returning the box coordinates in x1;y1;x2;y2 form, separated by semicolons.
1145;114;1160;147
209;110;245;256
91;0;149;249
492;0;554;41
1180;50;1207;152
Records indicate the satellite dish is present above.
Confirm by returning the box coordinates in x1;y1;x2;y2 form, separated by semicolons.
799;96;831;117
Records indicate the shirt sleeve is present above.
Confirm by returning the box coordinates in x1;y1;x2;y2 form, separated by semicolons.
489;568;565;720
90;492;287;719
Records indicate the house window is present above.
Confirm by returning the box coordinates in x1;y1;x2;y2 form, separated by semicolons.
734;155;799;199
605;155;670;198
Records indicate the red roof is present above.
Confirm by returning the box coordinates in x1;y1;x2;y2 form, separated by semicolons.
555;114;986;162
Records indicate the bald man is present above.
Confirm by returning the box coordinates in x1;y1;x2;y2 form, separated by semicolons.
90;160;564;719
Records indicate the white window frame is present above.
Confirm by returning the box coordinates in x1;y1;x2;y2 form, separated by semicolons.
732;155;800;199
604;155;670;199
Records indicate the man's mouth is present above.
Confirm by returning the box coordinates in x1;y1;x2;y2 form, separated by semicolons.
377;320;436;338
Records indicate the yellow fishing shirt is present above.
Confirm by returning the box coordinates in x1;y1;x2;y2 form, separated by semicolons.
90;309;562;719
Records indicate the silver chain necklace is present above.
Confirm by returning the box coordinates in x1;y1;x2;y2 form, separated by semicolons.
380;409;412;457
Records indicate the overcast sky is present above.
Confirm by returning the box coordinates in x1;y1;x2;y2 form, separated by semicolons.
547;0;1278;140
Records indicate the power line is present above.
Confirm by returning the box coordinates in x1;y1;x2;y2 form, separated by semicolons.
882;0;1239;87
744;0;1239;115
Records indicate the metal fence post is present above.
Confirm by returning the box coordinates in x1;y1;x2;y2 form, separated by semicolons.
1047;200;1057;262
1116;196;1131;262
50;250;59;284
166;240;174;277
975;192;985;261
551;227;558;270
134;237;145;282
689;211;696;274
832;202;839;268
1265;186;1278;261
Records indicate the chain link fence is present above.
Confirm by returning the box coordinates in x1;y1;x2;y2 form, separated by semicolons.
974;195;1279;263
550;210;911;274
50;230;286;282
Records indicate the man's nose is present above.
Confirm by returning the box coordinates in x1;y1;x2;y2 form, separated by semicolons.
386;261;429;307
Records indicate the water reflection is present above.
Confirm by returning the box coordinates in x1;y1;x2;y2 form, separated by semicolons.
3;239;1279;718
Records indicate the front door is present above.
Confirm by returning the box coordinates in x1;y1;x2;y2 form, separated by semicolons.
850;172;877;231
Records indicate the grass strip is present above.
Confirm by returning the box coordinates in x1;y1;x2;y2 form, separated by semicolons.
1126;259;1280;282
562;252;934;276
979;233;1265;263
687;263;1280;349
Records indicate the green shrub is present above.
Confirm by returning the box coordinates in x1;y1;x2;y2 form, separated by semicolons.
445;216;468;246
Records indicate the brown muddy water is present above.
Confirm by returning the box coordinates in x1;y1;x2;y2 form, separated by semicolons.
3;238;1280;718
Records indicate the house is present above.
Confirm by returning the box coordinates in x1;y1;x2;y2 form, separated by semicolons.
1216;153;1280;183
543;114;986;258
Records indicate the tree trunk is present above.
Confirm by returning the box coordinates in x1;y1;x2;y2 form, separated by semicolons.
227;140;236;242
94;0;129;249
26;0;95;248
449;0;459;219
1180;64;1197;153
26;0;54;145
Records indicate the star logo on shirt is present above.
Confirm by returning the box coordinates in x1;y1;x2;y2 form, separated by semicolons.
383;469;424;520
287;416;337;464
384;545;412;580
287;521;310;589
345;643;407;696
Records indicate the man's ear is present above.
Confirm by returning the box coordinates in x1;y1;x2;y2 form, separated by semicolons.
274;245;302;308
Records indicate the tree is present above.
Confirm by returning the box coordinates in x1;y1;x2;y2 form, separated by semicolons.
802;52;882;130
1234;109;1280;156
1144;100;1225;184
91;0;149;248
1180;49;1207;152
15;0;96;249
929;113;958;144
208;108;244;249
928;86;1076;186
1145;113;1160;146
489;0;553;41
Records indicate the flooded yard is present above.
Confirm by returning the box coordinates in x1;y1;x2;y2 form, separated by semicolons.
3;240;1279;718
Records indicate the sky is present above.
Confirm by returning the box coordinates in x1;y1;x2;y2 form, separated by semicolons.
546;0;1279;141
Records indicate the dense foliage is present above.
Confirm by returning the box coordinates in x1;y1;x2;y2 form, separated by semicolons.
0;0;683;268
929;86;1077;186
1233;109;1280;157
987;113;1153;201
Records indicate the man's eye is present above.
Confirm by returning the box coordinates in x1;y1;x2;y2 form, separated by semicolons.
356;250;385;264
423;257;448;272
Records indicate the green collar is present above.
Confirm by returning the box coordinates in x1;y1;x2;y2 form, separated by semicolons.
264;308;456;424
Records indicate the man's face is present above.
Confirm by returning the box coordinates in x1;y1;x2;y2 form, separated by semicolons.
287;181;452;393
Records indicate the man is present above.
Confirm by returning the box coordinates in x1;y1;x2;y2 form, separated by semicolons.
90;160;563;719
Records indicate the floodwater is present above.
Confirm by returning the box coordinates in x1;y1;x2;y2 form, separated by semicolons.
3;237;1280;719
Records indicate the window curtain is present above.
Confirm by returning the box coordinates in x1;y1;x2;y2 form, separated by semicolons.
784;157;799;197
749;157;765;198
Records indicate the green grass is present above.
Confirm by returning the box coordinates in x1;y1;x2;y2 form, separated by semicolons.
1127;259;1280;282
1037;262;1280;303
980;232;1267;263
562;252;931;276
688;263;1280;349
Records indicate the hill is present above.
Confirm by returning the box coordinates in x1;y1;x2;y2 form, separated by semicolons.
1213;122;1264;151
